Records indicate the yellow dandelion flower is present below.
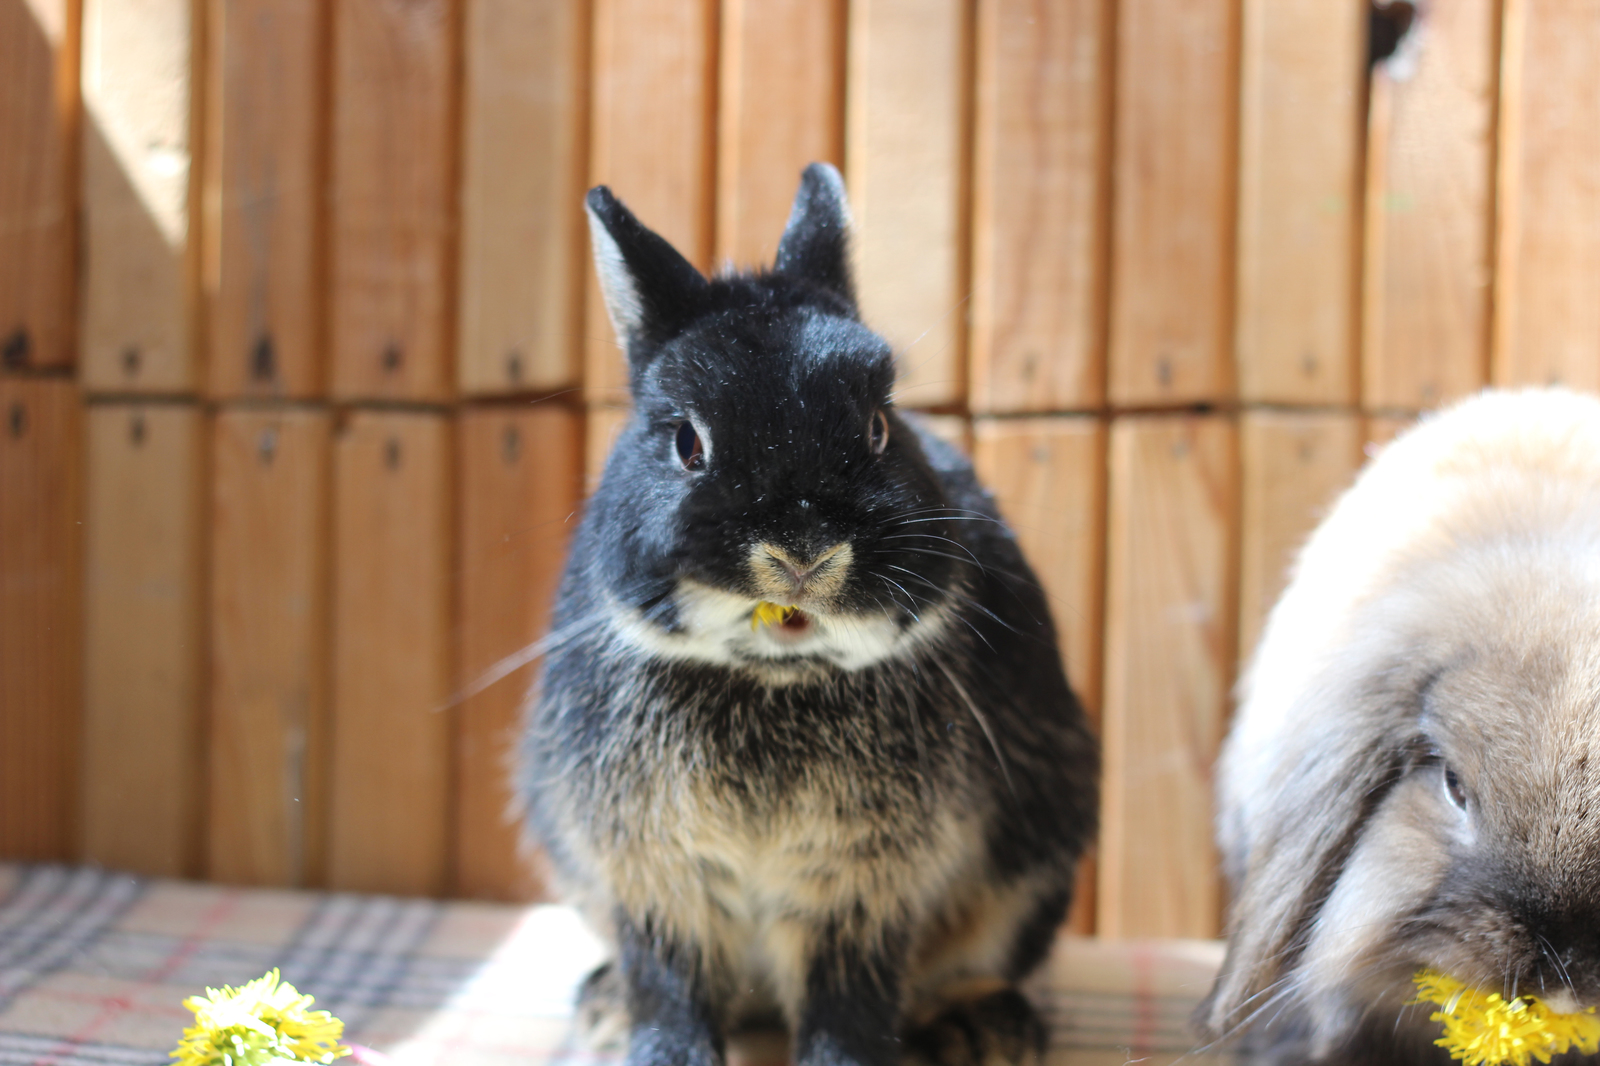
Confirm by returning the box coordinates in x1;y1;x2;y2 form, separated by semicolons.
172;969;351;1066
1413;969;1600;1066
751;601;798;630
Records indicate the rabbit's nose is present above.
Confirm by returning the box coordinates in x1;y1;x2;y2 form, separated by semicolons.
753;541;853;600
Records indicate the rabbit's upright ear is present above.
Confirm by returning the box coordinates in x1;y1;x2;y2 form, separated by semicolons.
1197;711;1409;1041
586;186;710;367
774;163;856;313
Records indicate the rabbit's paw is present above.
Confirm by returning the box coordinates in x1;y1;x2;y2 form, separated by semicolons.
902;987;1045;1066
575;961;630;1053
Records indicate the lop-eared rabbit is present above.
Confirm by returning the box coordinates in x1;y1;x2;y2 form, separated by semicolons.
1202;388;1600;1064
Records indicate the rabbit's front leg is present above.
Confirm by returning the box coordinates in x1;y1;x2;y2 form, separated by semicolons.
793;926;906;1066
616;916;723;1066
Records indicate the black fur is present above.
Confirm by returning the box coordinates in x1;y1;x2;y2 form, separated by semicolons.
521;163;1097;1066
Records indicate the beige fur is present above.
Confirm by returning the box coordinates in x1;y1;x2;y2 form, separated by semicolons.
1204;388;1600;1057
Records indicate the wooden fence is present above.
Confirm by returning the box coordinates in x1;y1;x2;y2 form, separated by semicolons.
3;0;1597;939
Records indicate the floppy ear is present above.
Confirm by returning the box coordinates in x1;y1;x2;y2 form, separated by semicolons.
1197;693;1411;1041
774;162;856;312
585;186;710;365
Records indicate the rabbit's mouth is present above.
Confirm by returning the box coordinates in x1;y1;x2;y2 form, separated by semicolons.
613;578;958;674
762;607;813;642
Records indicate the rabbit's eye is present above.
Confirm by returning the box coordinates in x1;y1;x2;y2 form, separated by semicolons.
675;421;704;471
869;409;889;455
1444;765;1469;810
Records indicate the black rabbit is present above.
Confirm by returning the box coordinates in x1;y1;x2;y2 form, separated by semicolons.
519;163;1097;1066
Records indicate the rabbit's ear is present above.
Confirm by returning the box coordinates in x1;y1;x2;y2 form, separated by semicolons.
585;186;710;364
1197;716;1409;1041
774;163;856;313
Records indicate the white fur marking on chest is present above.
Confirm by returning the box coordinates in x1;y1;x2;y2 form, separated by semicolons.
607;581;953;673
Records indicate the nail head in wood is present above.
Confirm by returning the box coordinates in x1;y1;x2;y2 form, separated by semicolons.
252;334;277;382
2;329;29;369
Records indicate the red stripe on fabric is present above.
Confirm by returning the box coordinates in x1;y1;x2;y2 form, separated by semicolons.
30;890;245;1066
1130;941;1157;1058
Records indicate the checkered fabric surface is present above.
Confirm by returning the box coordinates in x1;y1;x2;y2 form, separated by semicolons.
0;864;1230;1066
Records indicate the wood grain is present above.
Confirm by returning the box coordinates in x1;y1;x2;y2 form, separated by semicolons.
208;409;330;886
912;413;972;456
329;0;458;401
455;405;582;900
204;0;327;398
715;0;845;270
1100;414;1237;937
584;0;717;405
80;0;200;393
457;0;588;395
1362;0;1498;408
0;0;77;371
846;0;972;409
1108;0;1239;407
969;0;1110;414
0;379;82;859
971;417;1107;716
1237;411;1361;661
1234;0;1363;404
1365;412;1417;454
329;411;452;894
1492;0;1600;389
82;403;205;876
971;415;1107;935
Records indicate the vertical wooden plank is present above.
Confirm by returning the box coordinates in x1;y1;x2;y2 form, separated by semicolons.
0;0;78;371
1233;0;1363;404
0;380;82;858
330;0;459;401
968;0;1110;414
715;0;845;269
330;411;451;895
209;410;329;886
1492;0;1600;389
457;0;588;395
205;0;327;398
1237;411;1361;661
912;413;972;456
972;415;1107;935
80;0;200;393
1365;412;1416;453
584;0;717;405
1100;414;1237;937
1363;0;1499;408
456;405;582;900
82;403;204;875
1108;0;1239;407
971;417;1106;715
846;0;971;409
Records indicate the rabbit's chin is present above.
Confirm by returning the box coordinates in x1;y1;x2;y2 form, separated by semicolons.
606;579;958;677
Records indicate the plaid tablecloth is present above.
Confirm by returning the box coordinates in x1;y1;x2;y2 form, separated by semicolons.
0;864;1230;1066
